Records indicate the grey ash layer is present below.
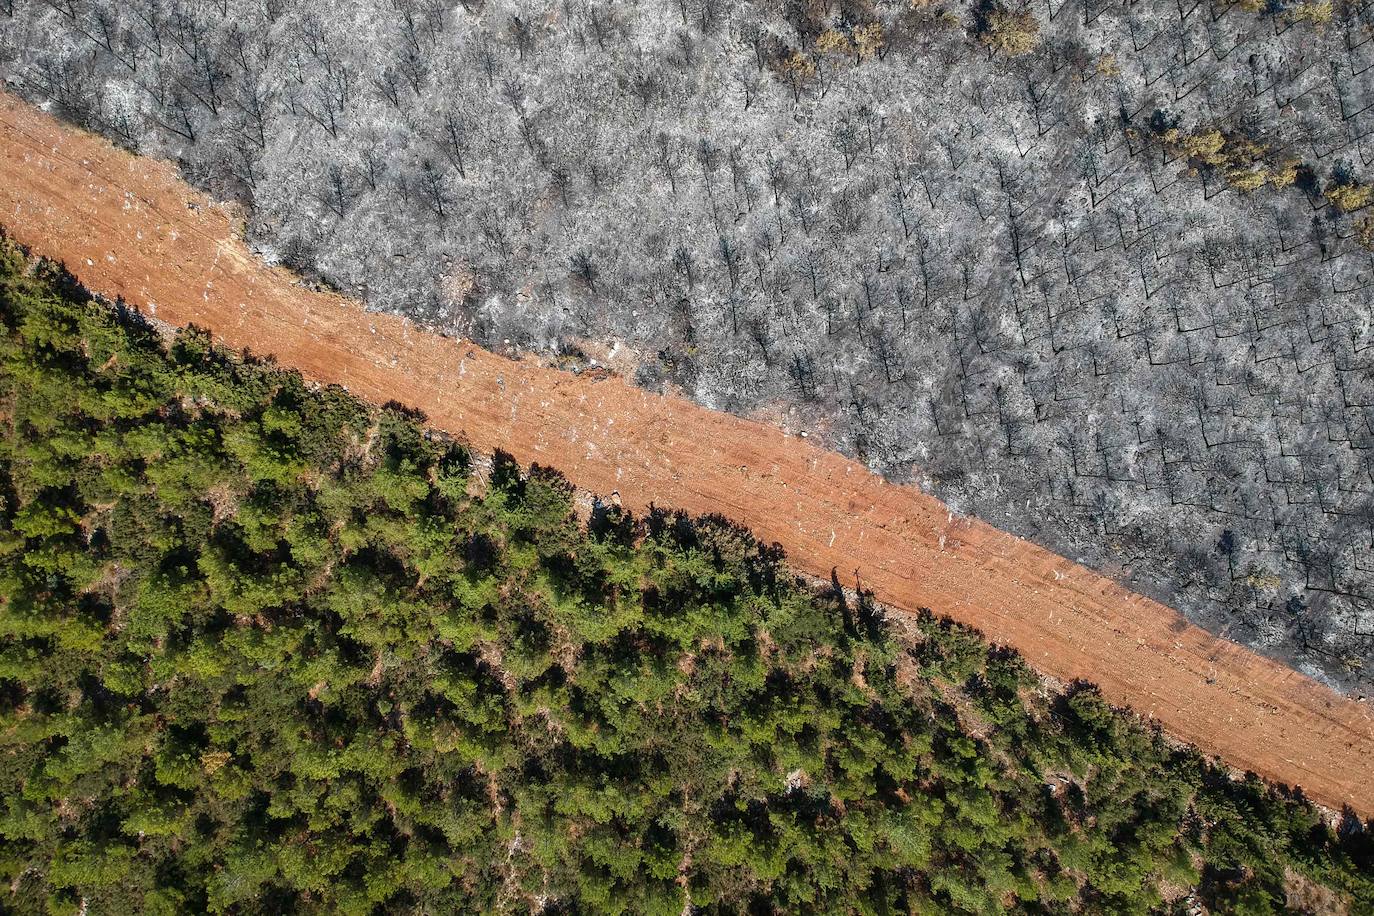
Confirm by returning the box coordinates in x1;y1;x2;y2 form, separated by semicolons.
3;0;1373;692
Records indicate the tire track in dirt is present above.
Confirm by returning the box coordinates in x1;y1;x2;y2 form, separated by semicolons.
1;90;1371;814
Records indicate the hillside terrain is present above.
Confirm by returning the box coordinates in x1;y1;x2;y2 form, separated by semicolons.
2;88;1372;816
2;242;1373;914
3;0;1374;692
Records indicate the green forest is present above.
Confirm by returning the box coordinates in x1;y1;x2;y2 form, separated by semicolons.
0;239;1370;915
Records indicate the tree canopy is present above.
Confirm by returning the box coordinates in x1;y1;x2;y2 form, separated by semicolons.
0;242;1371;913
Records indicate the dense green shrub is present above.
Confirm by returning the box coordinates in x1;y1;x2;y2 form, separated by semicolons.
0;242;1370;913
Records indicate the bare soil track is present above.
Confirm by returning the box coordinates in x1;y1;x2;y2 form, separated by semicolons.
2;91;1371;814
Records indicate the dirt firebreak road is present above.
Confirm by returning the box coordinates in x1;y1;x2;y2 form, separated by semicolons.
1;92;1371;814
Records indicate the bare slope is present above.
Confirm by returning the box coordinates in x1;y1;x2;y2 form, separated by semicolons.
1;91;1370;814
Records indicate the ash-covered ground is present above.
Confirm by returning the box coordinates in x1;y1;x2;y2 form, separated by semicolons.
4;0;1373;691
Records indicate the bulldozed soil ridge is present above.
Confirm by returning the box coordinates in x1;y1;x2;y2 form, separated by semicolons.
2;91;1371;814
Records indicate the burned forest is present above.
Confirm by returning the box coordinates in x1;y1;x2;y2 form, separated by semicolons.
4;0;1374;691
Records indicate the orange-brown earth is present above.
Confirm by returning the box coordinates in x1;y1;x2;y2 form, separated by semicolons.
2;90;1370;813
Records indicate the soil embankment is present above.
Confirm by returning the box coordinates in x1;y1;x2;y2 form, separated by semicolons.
2;90;1370;813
